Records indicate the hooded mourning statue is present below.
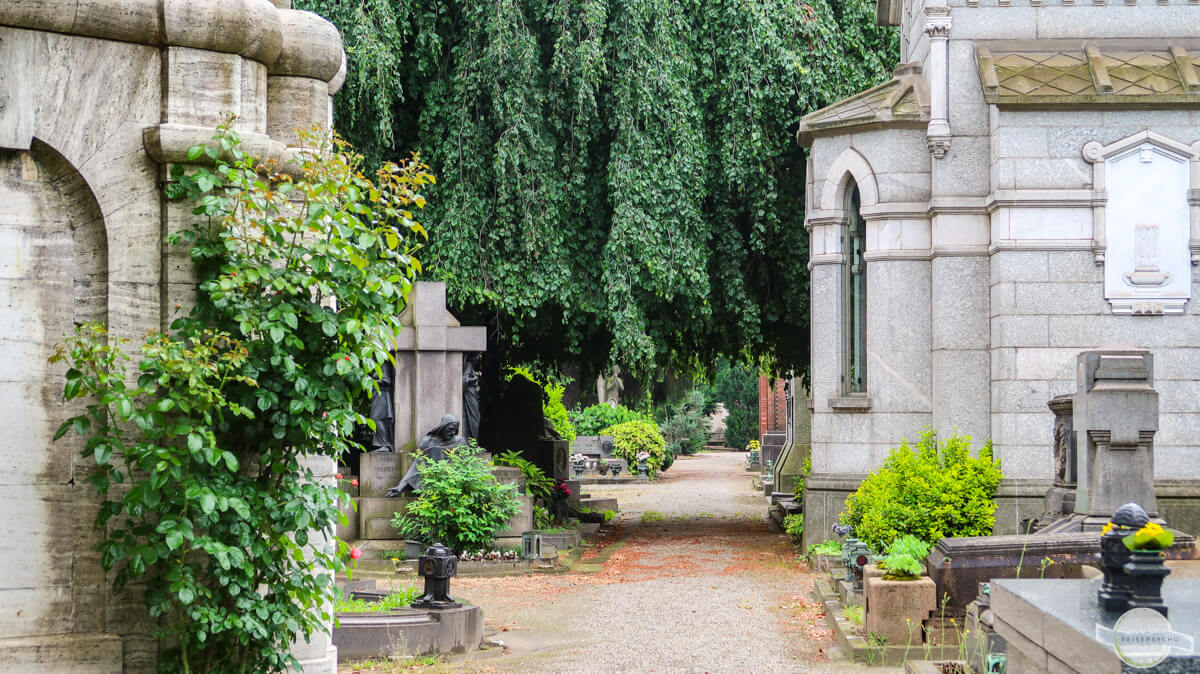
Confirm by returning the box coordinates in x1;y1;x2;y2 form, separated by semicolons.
385;415;466;497
367;360;396;453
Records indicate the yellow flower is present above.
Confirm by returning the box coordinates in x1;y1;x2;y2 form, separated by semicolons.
1139;522;1165;537
1101;522;1115;536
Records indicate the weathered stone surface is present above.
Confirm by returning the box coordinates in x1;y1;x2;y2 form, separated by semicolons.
864;575;936;646
270;9;343;81
0;10;346;672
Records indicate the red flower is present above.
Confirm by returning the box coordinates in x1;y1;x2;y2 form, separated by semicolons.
349;547;362;561
351;479;359;487
335;473;343;480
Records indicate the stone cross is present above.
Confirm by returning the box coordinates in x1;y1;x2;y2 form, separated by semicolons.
1073;347;1160;527
392;281;486;453
358;281;485;500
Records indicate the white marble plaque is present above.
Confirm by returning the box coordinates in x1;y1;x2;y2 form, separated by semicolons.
1104;142;1191;315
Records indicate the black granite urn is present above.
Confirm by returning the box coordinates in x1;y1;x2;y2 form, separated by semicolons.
411;543;461;609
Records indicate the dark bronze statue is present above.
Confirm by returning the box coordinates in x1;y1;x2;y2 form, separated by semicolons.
462;353;481;443
368;360;396;453
385;415;466;497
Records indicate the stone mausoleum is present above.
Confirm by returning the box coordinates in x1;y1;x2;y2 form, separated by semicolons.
798;0;1200;550
0;1;346;670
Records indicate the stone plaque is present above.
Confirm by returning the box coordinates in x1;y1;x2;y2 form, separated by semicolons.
1088;137;1193;315
358;453;404;498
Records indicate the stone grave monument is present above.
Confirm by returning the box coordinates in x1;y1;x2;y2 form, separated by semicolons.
356;281;486;539
773;379;812;496
926;348;1196;615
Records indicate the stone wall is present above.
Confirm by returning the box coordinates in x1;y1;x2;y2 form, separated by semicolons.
0;1;346;671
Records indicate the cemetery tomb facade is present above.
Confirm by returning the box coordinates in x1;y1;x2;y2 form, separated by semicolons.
0;1;347;670
798;0;1200;550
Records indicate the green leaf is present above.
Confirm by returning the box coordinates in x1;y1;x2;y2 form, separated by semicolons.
200;492;216;515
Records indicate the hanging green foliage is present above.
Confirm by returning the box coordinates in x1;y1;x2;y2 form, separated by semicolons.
301;0;898;375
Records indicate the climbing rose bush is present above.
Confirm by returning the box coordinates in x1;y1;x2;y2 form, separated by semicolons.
52;122;431;673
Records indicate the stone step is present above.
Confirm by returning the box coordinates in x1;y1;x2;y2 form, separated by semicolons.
577;498;618;513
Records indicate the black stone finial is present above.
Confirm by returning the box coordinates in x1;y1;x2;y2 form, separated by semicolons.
1112;503;1150;529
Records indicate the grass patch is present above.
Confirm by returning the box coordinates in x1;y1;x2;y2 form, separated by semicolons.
843;604;864;626
641;510;665;523
334;587;420;613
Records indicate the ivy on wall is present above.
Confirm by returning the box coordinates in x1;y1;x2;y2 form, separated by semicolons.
300;0;898;375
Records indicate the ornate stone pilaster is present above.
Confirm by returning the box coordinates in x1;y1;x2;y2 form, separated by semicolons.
924;5;952;159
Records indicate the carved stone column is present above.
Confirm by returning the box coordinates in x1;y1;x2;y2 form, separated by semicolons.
924;5;952;158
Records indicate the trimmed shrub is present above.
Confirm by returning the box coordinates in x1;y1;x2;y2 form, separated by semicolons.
392;445;521;554
600;420;669;474
570;403;654;437
840;430;1002;551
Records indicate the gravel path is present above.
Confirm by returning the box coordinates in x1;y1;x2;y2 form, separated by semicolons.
417;451;889;674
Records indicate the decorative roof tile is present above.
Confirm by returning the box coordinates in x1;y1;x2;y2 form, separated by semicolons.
978;39;1200;106
796;63;929;146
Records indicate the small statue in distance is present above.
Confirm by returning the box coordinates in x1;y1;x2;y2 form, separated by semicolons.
596;365;624;408
385;415;466;497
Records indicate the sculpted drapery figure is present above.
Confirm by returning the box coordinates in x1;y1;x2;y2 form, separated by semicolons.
462;353;481;442
385;415;466;497
367;359;396;453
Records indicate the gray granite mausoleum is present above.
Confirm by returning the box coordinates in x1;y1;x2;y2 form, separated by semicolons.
798;0;1200;550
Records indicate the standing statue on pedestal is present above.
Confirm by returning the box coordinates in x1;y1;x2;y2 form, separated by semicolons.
368;360;395;453
462;353;482;443
386;415;466;497
596;365;624;408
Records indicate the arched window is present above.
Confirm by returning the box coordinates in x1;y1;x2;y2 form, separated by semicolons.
843;182;867;394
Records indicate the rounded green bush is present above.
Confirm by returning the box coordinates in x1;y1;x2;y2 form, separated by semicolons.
571;404;654;437
840;430;1002;551
600;420;668;474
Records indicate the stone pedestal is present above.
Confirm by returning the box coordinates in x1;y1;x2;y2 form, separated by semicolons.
864;575;937;646
1073;348;1160;528
1044;394;1078;518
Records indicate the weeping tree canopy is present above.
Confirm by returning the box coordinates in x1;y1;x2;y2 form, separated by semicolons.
300;0;897;376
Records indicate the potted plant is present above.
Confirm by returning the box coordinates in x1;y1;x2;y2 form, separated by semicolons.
1099;503;1173;616
864;535;937;646
549;480;572;524
597;461;610;476
635;451;650;476
570;453;587;477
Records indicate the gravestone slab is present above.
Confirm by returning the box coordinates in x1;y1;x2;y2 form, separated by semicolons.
573;435;614;459
992;578;1200;673
760;431;786;467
